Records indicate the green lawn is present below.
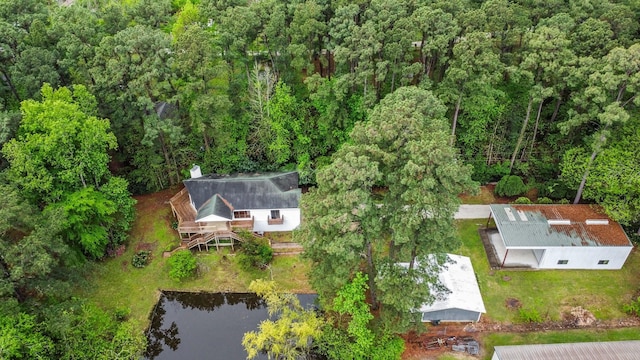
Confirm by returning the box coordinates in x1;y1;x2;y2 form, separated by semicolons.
76;191;312;332
78;191;640;351
456;220;640;323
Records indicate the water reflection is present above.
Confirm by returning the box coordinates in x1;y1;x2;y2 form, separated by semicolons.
145;292;317;360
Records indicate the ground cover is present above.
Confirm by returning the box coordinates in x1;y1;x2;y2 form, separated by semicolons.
76;188;312;332
78;188;640;358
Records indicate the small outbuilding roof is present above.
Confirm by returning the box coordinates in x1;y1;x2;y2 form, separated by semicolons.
493;340;640;360
402;254;486;316
184;172;301;213
490;204;631;248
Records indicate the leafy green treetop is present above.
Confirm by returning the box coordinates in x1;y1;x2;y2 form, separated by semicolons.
3;84;116;203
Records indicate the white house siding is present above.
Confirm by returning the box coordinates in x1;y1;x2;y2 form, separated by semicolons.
536;246;632;269
197;214;232;222
239;208;301;232
491;352;500;360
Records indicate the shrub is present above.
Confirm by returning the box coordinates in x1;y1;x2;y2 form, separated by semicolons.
536;197;553;204
113;307;131;321
513;196;532;204
623;296;640;317
132;250;151;268
518;306;543;323
168;250;197;281
495;175;527;197
557;198;570;204
238;237;273;271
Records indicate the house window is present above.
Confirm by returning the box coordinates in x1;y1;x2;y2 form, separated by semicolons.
270;210;281;219
598;260;610;265
557;260;569;265
233;210;251;219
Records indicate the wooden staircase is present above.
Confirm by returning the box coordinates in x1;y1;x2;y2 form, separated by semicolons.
182;230;245;251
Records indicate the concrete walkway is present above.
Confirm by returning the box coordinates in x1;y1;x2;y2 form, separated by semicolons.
454;205;491;219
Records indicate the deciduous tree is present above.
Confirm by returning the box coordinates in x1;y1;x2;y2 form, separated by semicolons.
242;280;324;360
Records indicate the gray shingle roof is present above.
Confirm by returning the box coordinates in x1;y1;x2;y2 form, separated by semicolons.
490;204;631;248
493;341;640;359
184;172;301;212
197;194;233;220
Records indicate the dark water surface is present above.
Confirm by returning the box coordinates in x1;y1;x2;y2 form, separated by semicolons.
145;291;317;360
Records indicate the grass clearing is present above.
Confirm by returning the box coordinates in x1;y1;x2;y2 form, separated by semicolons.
456;219;640;323
459;186;496;204
76;189;312;332
79;188;640;354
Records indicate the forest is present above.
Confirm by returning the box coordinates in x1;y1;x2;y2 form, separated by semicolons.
1;0;639;358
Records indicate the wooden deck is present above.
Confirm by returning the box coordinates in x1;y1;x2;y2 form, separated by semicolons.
169;187;253;251
169;187;196;225
183;231;244;251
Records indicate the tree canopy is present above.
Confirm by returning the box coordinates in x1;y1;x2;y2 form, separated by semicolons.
301;86;477;332
2;0;640;357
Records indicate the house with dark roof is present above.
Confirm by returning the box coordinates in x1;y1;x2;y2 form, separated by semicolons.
492;340;640;359
486;204;633;269
169;166;301;250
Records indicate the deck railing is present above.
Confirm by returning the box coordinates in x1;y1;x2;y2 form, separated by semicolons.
231;216;254;230
267;215;284;225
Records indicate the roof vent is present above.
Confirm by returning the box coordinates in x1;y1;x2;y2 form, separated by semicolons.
190;165;202;179
586;219;609;225
548;219;571;225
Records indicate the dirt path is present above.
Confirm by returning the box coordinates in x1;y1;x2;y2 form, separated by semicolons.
401;316;640;359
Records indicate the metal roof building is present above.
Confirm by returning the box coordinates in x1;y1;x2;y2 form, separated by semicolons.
487;205;632;269
402;254;486;322
492;340;640;360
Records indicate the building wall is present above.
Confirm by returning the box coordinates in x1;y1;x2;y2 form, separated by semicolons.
420;308;481;322
238;208;301;232
538;246;632;269
491;352;500;360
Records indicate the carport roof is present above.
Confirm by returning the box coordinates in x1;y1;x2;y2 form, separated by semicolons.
490;204;631;248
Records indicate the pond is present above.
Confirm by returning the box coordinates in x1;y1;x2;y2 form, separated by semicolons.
145;291;318;360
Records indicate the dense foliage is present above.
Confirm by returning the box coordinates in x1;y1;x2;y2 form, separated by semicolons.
237;235;274;271
242;280;324;360
495;175;528;197
168;250;198;281
2;0;640;357
301;87;477;334
317;272;405;360
1;0;638;219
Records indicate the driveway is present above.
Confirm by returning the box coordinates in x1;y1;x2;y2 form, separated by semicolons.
454;205;491;219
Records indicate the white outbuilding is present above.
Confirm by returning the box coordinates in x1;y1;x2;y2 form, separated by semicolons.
488;204;633;270
402;254;486;323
